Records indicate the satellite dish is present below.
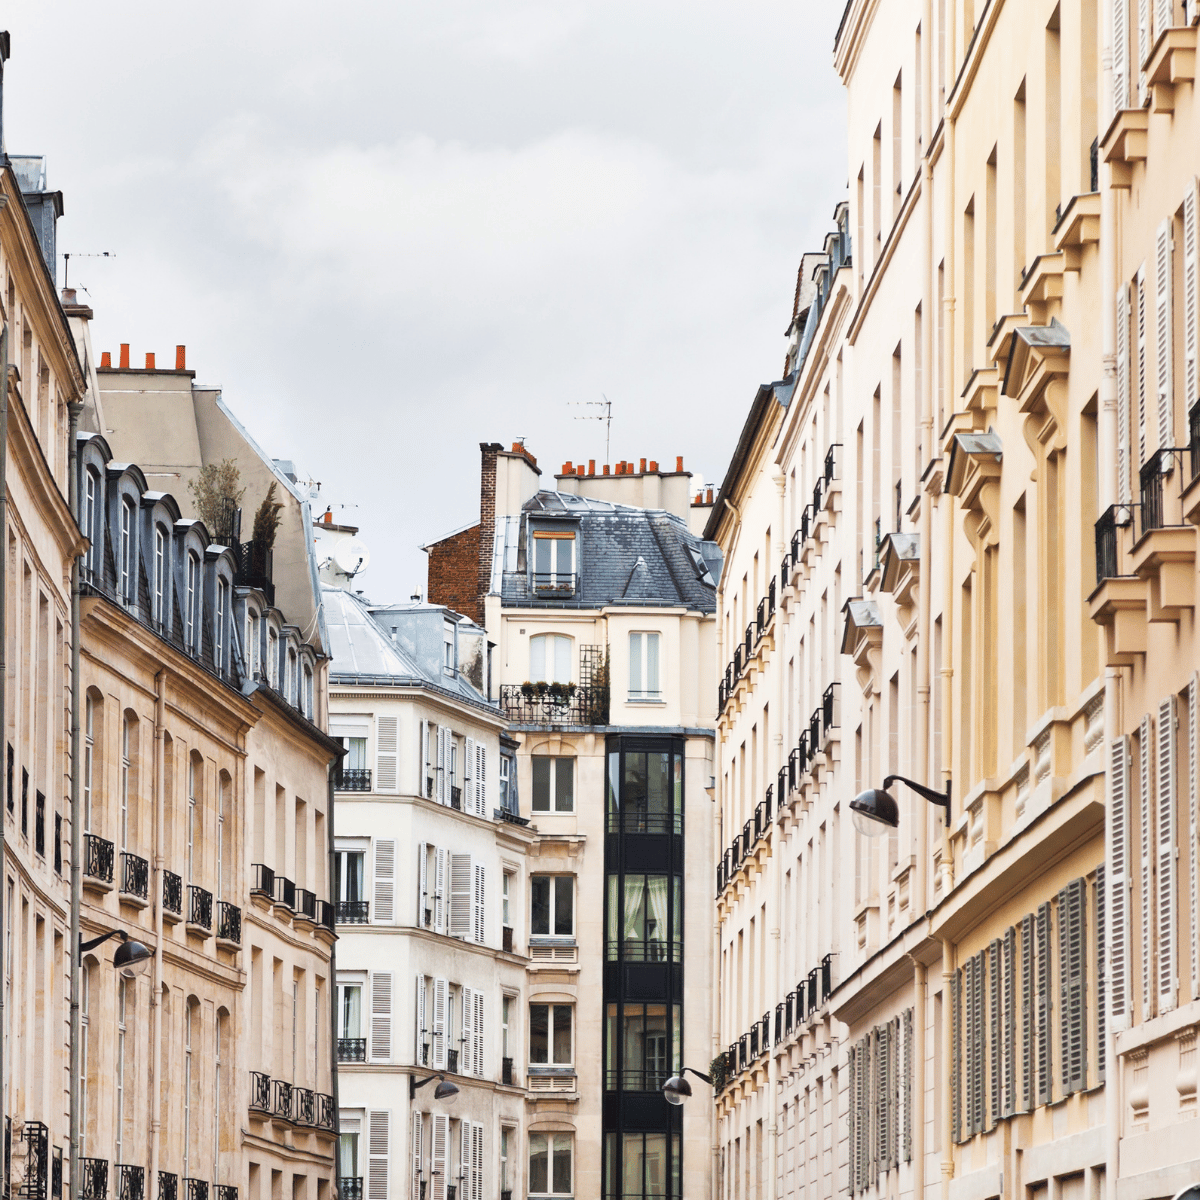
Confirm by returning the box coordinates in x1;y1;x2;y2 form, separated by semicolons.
333;537;371;577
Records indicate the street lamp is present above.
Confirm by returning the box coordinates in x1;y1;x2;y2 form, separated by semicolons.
662;1067;712;1106
409;1073;458;1102
79;928;153;978
850;774;952;837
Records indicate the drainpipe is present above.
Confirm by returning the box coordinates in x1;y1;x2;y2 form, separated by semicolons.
939;937;955;1200
327;762;342;1198
910;957;928;1200
0;312;8;1195
147;670;167;1200
67;397;84;1200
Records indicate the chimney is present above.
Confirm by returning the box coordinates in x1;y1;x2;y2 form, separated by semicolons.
576;464;584;476
323;510;333;525
649;460;658;472
100;352;111;368
11;156;63;284
676;456;684;472
603;465;610;475
562;461;572;474
706;487;713;503
145;352;155;369
176;345;186;370
639;458;647;474
472;442;505;628
119;344;130;369
588;460;595;476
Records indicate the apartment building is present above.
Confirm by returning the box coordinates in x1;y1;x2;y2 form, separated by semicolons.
428;443;721;1200
323;580;528;1200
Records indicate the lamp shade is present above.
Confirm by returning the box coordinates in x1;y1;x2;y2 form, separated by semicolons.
113;938;153;979
433;1079;459;1102
662;1075;692;1106
849;788;899;836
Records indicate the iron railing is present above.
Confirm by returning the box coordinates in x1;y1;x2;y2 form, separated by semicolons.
502;1057;514;1085
249;1072;271;1112
291;1088;315;1126
215;1188;238;1200
158;1174;177;1200
52;1147;62;1200
447;1049;459;1074
604;808;680;835
80;1160;108;1200
84;834;114;883
250;863;274;897
271;1080;292;1121
317;1094;336;1131
234;540;274;607
341;1182;362;1200
317;900;336;931
116;1166;144;1200
217;902;241;943
163;871;183;916
337;1038;366;1062
531;572;577;596
1141;456;1166;532
294;889;317;921
449;786;462;810
19;1122;47;1200
498;683;609;725
336;901;369;924
120;852;149;900
273;875;295;910
334;768;371;792
605;939;682;963
184;1180;207;1200
187;886;212;930
822;683;839;734
1095;503;1137;583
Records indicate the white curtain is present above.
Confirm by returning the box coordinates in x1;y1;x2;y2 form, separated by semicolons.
646;876;669;960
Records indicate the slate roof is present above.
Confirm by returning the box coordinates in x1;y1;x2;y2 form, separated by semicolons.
498;490;720;612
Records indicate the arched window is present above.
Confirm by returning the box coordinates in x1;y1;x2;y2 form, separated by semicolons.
268;628;279;688
188;755;201;883
84;694;96;832
84;468;99;577
184;1000;196;1182
185;550;201;652
80;961;92;1157
119;497;135;601
120;715;133;850
530;634;572;684
247;609;261;679
214;1009;229;1182
116;978;128;1165
217;772;231;899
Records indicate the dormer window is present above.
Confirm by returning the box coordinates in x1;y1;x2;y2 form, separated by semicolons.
532;530;576;595
119;498;134;601
268;628;279;687
153;527;167;626
214;578;228;674
84;470;98;576
247;610;261;679
185;551;201;652
443;622;455;676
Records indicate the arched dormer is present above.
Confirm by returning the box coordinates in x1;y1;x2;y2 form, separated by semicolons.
205;545;238;681
105;463;149;609
297;644;318;719
173;518;211;658
232;586;271;684
76;432;112;586
140;492;182;636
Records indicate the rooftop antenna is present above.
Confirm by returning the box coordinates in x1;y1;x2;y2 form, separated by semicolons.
62;251;114;290
570;396;613;465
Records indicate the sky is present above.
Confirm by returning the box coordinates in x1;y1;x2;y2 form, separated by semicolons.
5;1;847;601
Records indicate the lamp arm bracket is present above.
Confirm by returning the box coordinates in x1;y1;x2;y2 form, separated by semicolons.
79;928;126;956
882;774;952;810
683;1067;713;1085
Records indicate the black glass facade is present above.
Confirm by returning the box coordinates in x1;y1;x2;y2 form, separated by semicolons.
602;736;685;1200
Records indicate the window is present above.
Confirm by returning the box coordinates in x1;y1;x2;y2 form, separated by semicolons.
303;665;313;718
531;876;574;937
606;874;681;962
84;469;98;576
185;550;201;652
499;755;513;812
338;982;363;1040
530;634;572;684
287;648;297;703
529;1133;572;1196
502;998;511;1058
335;850;366;920
529;1004;573;1066
154;526;167;625
338;1123;360;1184
604;1132;680;1200
502;873;511;927
215;578;228;673
247;610;261;678
119;497;134;600
120;717;132;849
187;756;199;882
443;624;455;674
79;964;90;1157
500;1128;511;1194
532;531;575;591
268;628;279;687
629;632;661;700
605;1002;680;1091
607;746;682;835
213;1014;225;1182
532;757;574;812
184;1002;195;1182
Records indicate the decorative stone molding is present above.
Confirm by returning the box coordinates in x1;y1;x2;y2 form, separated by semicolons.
841;599;884;696
946;428;1003;549
1003;319;1071;466
878;533;921;636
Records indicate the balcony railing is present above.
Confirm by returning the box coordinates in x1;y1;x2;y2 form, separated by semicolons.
274;875;295;910
84;834;114;883
217;902;241;944
250;1072;271;1112
498;683;609;726
234;539;274;607
81;1160;108;1200
1141;455;1166;532
502;925;514;953
450;786;462;810
336;900;369;924
317;900;336;931
163;871;183;916
291;1087;315;1126
117;1166;144;1200
337;1038;367;1063
294;889;317;921
20;1121;47;1200
447;1048;459;1074
184;1181;207;1200
250;863;274;897
334;768;371;792
271;1080;292;1120
157;1174;177;1200
120;852;149;900
187;886;212;930
605;939;681;963
341;1181;362;1200
604;808;680;835
531;572;576;596
502;1057;514;1085
316;1094;336;1131
215;1188;237;1200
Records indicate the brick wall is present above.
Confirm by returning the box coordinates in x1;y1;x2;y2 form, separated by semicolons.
427;523;482;625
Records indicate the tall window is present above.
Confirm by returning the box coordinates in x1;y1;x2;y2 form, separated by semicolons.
502;997;511;1059
287;648;297;703
529;1004;573;1066
337;982;363;1043
334;851;365;905
119;497;134;601
529;1134;572;1196
184;1002;194;1182
187;757;199;883
502;873;511;927
83;696;95;832
338;1125;360;1185
116;979;127;1164
215;579;228;673
84;470;98;575
531;876;574;937
185;551;201;652
604;1132;680;1200
605;1002;680;1091
303;666;313;718
154;526;167;625
500;1128;510;1194
530;634;572;684
606;874;681;962
217;775;230;899
80;964;91;1157
268;629;279;687
628;632;661;700
293;979;299;1079
213;1013;223;1182
247;611;260;678
532;532;575;589
120;717;132;850
532;757;574;812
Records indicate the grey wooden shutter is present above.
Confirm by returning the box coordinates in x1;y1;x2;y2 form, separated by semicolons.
1002;927;1016;1116
471;1121;483;1200
464;735;476;815
476;744;488;817
989;939;1002;1128
1140;712;1155;1017
1113;0;1129;114
419;718;428;798
373;838;396;924
434;847;447;934
848;1044;858;1194
410;1111;422;1200
370;971;393;1063
1157;694;1178;1012
460;1123;471;1200
870;1029;880;1185
429;1113;448;1200
1183;184;1198;423
1021;914;1035;1110
461;986;474;1076
878;1023;890;1171
1138;266;1149;463
367;1110;389;1200
436;726;447;804
376;714;398;792
902;1008;913;1163
951;968;962;1142
1109;736;1133;1030
1096;866;1108;1084
1117;285;1132;503
973;952;986;1134
1036;902;1053;1106
1058;879;1088;1094
449;854;472;937
473;988;485;1079
1190;675;1200;998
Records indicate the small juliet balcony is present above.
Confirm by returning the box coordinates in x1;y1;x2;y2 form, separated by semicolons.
217;902;241;947
162;871;183;924
334;768;371;792
83;834;114;893
119;852;149;906
337;1038;366;1063
187;885;213;937
336;900;369;924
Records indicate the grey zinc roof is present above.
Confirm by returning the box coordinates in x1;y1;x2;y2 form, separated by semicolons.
500;490;719;611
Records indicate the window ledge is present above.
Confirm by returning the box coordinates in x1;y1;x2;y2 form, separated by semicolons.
528;936;577;946
626;697;666;706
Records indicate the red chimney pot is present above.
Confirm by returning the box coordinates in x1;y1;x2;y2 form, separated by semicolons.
145;352;155;369
100;352;111;368
676;456;684;472
588;460;595;476
639;458;646;473
649;460;658;472
603;465;610;475
176;345;186;370
119;344;130;369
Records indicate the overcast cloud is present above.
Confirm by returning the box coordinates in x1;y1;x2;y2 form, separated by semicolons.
6;1;846;600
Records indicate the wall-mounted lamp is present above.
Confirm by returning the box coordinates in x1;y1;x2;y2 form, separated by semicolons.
410;1073;458;1102
850;774;952;836
662;1066;712;1106
80;928;153;978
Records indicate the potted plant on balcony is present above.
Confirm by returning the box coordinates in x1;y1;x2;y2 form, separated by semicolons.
548;681;566;703
534;681;549;698
520;681;536;700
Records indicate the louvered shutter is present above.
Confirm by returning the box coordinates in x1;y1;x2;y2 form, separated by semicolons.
974;952;986;1133
449;854;472;937
370;971;393;1062
1183;183;1198;415
1118;284;1132;503
1058;879;1088;1094
1036;902;1053;1106
460;1122;471;1198
436;727;447;804
434;847;447;935
1156;221;1175;451
477;745;487;817
410;1111;422;1200
374;838;396;924
1003;927;1016;1116
419;719;429;799
473;988;484;1078
878;1023;890;1171
471;1122;483;1200
1155;0;1175;32
989;939;1001;1128
415;975;427;1066
902;1008;912;1162
1110;736;1133;1030
417;843;429;928
432;977;447;1069
1138;0;1151;103
848;1044;858;1193
461;986;473;1076
962;958;974;1136
1021;914;1035;1110
1114;0;1130;114
367;1110;389;1200
1191;676;1200;997
869;1029;880;1185
1138;267;1149;463
1158;695;1178;1010
376;715;398;793
1096;867;1108;1083
951;969;962;1142
1140;712;1155;1016
430;1113;448;1200
464;736;476;814
473;863;486;945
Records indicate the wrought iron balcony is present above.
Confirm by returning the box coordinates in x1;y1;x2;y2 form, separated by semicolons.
291;1088;315;1126
294;889;317;921
341;1181;362;1200
119;851;149;900
502;925;514;953
250;863;274;897
84;834;114;883
316;1094;336;1131
217;902;241;944
271;1079;292;1120
447;1048;459;1074
117;1166;144;1200
336;900;369;924
317;900;336;931
234;539;274;606
162;870;183;916
249;1072;271;1112
502;1057;514;1086
498;683;609;726
450;786;462;810
531;571;576;596
184;1180;207;1200
80;1160;108;1200
337;1038;366;1062
20;1122;47;1200
334;768;371;792
1094;503;1138;583
157;1174;177;1200
214;1188;237;1200
273;875;295;910
187;885;212;930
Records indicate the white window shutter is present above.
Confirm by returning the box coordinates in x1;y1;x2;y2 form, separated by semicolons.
432;977;447;1070
434;847;447;934
1117;284;1132;504
1138;266;1149;464
1183;182;1198;419
367;1110;390;1200
477;746;487;817
1138;0;1151;102
415;975;427;1066
459;1123;471;1198
430;1113;449;1200
420;718;429;799
471;1122;483;1200
373;838;396;924
376;715;398;792
1140;712;1155;1016
1190;676;1200;998
1110;735;1133;1029
449;854;472;937
370;971;393;1063
417;843;429;928
465;736;476;813
473;988;484;1078
1156;219;1175;451
1155;0;1175;32
1157;695;1178;1010
461;986;473;1076
410;1112;422;1200
473;863;486;946
1114;0;1130;115
436;726;447;804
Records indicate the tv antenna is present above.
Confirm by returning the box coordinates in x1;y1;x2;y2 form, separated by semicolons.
571;396;613;465
62;251;114;289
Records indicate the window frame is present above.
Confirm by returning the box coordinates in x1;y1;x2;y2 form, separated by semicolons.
529;633;573;684
531;530;577;592
528;1132;573;1197
531;756;575;813
628;630;663;701
528;1002;574;1067
530;874;575;939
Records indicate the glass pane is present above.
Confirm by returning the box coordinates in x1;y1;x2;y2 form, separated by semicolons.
623;1134;643;1198
644;1132;667;1197
341;986;361;1038
552;1005;572;1064
349;853;364;901
672;1003;682;1073
629;632;643;694
647;752;670;828
607;751;621;817
553;636;572;684
674;754;683;832
644;1005;668;1089
535;538;552;574
605;1004;618;1090
555;758;574;812
552;1137;572;1194
532;759;551;811
556;537;572;576
347;737;367;770
529;1134;548;1194
624;753;648;831
529;1004;549;1063
554;876;573;936
621;1005;643;1090
645;876;669;960
672;1134;682;1199
606;875;619;960
672;876;682;947
605;1132;617;1199
646;632;660;693
338;1132;358;1178
530;636;546;682
531;876;550;936
623;876;646;952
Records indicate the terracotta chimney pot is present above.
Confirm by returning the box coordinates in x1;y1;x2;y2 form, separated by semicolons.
603;465;610;475
639;458;646;473
176;345;186;370
676;456;684;472
706;487;713;503
119;344;130;369
649;460;658;472
145;352;155;369
100;352;111;368
588;460;595;476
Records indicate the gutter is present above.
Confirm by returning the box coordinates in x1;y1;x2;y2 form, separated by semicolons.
68;394;84;1200
0;295;7;1200
326;764;342;1200
147;671;167;1200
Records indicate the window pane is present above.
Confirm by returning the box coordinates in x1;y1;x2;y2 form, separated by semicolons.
553;636;571;684
529;1005;549;1063
532;758;551;811
554;876;573;935
672;1003;682;1074
552;1137;571;1193
555;758;574;812
552;1005;572;1064
531;876;550;936
347;738;367;770
529;1134;548;1194
629;632;643;694
674;754;683;831
672;1134;682;1199
644;1005;668;1089
606;876;620;960
621;1005;644;1090
622;1135;642;1198
530;636;547;682
647;752;670;822
535;538;552;574
646;876;669;959
672;876;682;945
644;1133;667;1197
646;632;660;693
349;853;364;901
555;537;572;576
605;1133;617;1200
605;1004;618;1090
625;753;647;828
623;877;645;945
